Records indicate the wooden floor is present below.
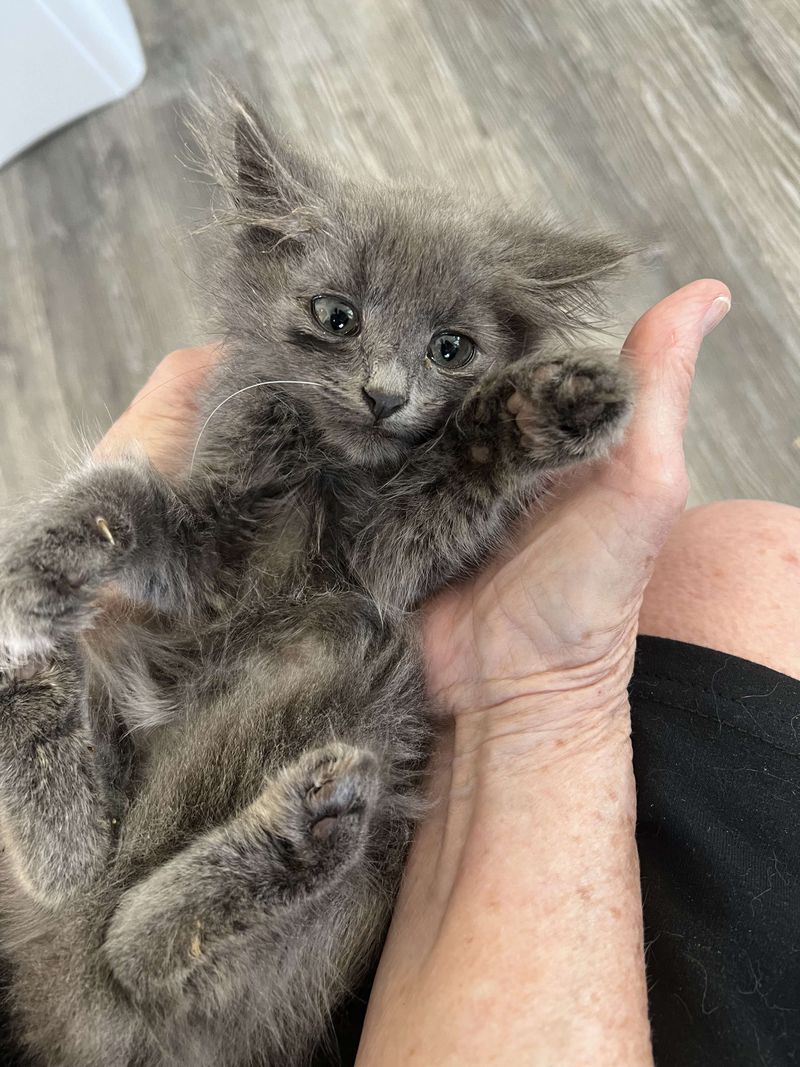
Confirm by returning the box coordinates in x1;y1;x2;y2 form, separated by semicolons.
1;0;798;505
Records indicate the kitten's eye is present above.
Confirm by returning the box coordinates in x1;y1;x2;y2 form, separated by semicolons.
427;332;476;370
311;295;360;336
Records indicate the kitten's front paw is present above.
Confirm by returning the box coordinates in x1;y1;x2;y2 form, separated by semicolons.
507;354;632;465
0;507;130;671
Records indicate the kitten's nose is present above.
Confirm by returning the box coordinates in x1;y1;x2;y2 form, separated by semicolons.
362;387;406;422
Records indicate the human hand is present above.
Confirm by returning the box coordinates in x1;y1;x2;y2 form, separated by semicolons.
358;281;731;1067
95;344;221;474
423;279;731;754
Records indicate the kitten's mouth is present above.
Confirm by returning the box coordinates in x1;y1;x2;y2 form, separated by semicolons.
367;422;403;439
320;404;435;467
318;417;433;471
363;421;427;447
338;410;417;443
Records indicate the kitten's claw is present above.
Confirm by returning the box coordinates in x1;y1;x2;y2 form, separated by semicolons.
95;516;116;545
0;507;132;672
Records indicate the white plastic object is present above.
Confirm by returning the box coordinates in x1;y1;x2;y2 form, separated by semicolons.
0;0;146;167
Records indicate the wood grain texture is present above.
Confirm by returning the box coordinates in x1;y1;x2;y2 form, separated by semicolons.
1;0;798;505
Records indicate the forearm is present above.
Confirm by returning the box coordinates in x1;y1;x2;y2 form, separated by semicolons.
357;702;652;1067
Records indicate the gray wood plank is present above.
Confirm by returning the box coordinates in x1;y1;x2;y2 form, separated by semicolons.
1;0;798;505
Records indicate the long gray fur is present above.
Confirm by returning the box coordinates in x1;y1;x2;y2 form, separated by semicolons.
0;92;633;1066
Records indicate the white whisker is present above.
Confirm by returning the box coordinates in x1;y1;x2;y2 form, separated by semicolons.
190;380;325;474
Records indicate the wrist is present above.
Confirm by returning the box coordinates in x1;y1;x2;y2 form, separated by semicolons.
445;658;635;777
417;693;636;918
431;626;638;744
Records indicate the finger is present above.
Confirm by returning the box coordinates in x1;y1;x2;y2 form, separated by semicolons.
95;345;221;474
616;279;730;491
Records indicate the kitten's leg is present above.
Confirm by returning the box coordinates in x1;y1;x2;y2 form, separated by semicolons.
104;743;381;1016
0;458;207;670
0;647;112;906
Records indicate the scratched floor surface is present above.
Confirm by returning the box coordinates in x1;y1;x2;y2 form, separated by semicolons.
1;0;798;504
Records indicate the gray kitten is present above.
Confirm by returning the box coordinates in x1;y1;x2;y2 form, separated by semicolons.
0;97;632;1066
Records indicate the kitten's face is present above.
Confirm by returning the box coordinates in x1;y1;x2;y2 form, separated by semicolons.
237;198;522;467
214;106;625;470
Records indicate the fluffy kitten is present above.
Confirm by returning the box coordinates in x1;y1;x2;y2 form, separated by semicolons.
0;97;632;1066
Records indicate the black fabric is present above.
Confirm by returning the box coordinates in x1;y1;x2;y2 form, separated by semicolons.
631;636;800;1067
3;638;799;1065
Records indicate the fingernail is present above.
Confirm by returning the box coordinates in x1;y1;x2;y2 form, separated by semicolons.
702;295;731;336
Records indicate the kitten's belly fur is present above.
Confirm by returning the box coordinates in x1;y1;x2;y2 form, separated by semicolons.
116;594;419;867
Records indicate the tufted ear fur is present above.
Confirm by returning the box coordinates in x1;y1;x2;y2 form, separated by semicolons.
233;109;322;234
502;223;636;338
186;86;333;249
229;96;330;246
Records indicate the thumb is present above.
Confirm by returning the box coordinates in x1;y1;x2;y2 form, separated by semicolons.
616;279;730;491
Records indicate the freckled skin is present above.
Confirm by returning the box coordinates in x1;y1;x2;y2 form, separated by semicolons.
640;500;800;680
0;95;633;1067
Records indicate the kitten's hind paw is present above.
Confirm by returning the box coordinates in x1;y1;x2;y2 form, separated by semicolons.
259;743;382;886
104;746;383;1012
303;746;380;843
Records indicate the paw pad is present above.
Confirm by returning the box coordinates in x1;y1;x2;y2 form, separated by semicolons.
310;815;341;841
510;356;631;453
294;746;380;854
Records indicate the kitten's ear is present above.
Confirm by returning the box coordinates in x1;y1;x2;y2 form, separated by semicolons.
231;98;328;244
506;226;636;334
